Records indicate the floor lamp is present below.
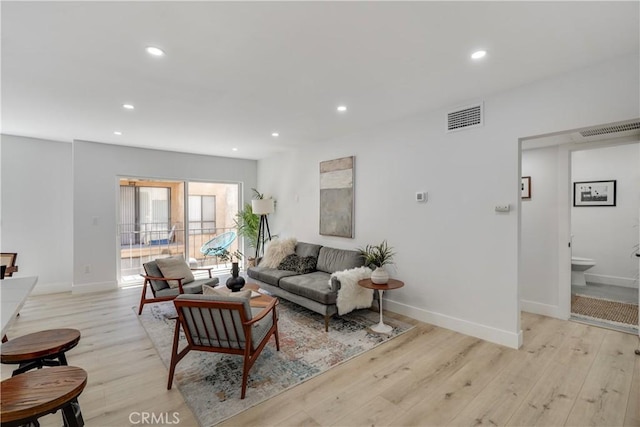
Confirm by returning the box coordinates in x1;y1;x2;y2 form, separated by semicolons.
252;198;274;258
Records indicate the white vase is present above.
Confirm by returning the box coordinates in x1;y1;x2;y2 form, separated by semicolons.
370;266;389;284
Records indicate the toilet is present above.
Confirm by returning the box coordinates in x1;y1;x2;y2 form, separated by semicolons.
571;256;596;286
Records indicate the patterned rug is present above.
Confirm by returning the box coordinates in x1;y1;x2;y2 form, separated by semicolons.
136;298;414;426
571;294;638;331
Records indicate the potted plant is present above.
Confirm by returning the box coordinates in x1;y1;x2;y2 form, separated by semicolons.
358;240;395;284
215;248;246;291
234;204;259;267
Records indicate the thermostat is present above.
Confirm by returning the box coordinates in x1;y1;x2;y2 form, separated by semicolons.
416;192;428;203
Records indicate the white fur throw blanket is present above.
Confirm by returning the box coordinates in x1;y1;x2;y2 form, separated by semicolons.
330;266;373;315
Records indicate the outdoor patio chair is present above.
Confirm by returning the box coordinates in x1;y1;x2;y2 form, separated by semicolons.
168;293;280;399
199;231;237;258
137;257;219;314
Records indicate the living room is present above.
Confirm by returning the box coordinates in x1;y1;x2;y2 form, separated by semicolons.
1;2;639;426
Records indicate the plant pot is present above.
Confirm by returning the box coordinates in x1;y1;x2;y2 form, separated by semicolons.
226;262;246;292
370;266;389;284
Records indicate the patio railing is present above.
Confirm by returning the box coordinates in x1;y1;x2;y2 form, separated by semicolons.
118;223;238;283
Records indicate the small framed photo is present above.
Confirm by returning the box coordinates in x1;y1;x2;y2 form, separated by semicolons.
521;176;531;199
573;180;616;207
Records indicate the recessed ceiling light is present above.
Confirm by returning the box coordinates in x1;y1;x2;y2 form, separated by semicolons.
471;50;487;60
232;148;238;152
271;132;279;137
122;104;135;110
337;105;347;112
113;131;122;136
146;46;165;57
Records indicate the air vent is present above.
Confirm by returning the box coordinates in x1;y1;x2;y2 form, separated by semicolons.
579;121;640;137
446;103;483;132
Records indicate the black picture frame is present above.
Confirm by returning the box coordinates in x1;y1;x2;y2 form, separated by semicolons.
521;176;531;199
573;180;616;207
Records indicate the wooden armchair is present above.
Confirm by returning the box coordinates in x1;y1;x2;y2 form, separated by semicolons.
168;293;280;399
137;258;219;315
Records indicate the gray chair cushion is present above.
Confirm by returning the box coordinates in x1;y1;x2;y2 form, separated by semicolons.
155;277;218;297
295;242;322;259
250;307;275;350
247;265;299;286
143;260;169;292
316;247;364;274
279;271;336;305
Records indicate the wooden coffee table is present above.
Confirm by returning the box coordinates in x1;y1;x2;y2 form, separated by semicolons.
216;283;276;308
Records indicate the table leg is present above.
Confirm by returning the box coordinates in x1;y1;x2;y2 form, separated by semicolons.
370;289;393;334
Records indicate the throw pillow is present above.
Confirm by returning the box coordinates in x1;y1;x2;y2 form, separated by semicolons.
277;254;300;271
260;237;297;268
296;256;317;274
156;256;195;289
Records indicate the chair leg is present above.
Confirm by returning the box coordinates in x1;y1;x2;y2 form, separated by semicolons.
324;314;330;332
241;353;250;400
137;283;148;315
167;319;182;390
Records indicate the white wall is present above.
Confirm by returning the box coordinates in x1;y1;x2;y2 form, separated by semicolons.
72;140;257;292
1;135;73;294
0;137;257;294
520;145;561;314
258;53;640;348
571;143;640;287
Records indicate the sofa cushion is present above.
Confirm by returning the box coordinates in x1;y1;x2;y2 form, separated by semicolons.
156;256;195;288
247;265;299;286
316;247;364;274
260;238;297;268
295;242;322;259
279;271;336;305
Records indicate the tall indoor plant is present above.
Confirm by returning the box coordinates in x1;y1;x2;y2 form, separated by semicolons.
234;203;259;266
358;240;395;284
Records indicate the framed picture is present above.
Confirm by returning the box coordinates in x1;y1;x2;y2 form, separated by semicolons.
573;180;616;207
319;156;354;238
521;176;531;199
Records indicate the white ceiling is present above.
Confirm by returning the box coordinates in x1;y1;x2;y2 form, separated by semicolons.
2;1;638;160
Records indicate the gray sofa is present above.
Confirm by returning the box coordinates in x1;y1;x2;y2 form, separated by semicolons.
247;242;365;331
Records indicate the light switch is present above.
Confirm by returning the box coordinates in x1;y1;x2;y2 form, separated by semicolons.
494;204;510;212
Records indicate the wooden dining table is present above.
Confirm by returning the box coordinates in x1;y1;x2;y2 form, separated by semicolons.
1;276;38;338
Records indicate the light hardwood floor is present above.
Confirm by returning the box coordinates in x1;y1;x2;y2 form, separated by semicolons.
1;287;638;426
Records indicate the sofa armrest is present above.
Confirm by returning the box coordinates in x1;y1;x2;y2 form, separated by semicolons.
330;276;341;293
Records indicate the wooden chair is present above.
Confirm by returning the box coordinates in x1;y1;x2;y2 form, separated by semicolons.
138;259;219;314
1;252;18;278
168;293;280;399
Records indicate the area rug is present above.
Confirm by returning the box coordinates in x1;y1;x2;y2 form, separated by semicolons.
136;299;414;426
571;294;638;330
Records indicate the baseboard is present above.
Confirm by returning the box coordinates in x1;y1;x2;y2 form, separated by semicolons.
31;281;72;295
385;299;522;349
72;280;118;294
520;299;566;320
584;273;638;289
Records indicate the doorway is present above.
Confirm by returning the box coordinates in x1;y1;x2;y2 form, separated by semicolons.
519;119;640;336
568;144;639;333
117;178;240;285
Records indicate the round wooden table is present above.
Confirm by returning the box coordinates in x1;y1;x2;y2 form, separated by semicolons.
1;328;81;376
357;278;404;334
1;365;87;427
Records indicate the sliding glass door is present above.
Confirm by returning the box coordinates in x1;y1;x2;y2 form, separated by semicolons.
117;178;240;284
